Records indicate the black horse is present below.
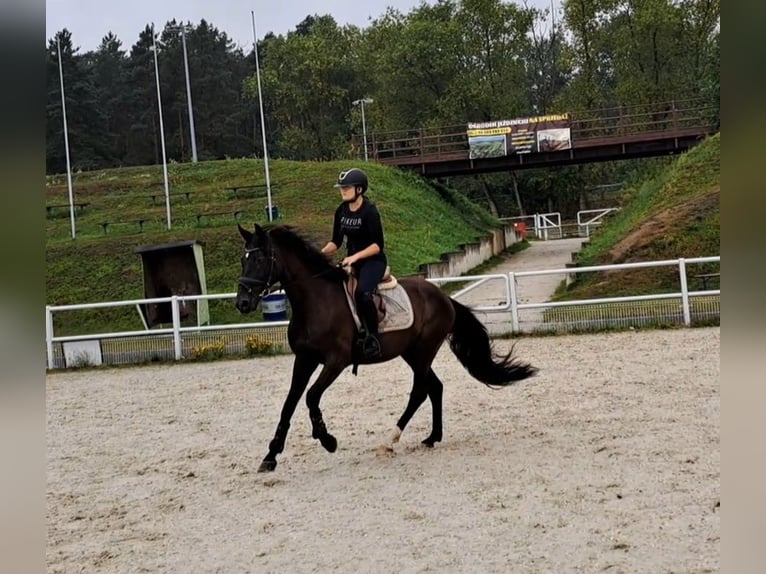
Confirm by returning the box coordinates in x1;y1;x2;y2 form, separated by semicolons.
236;224;537;472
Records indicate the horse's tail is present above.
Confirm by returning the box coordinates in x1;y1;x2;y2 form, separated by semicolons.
448;299;537;387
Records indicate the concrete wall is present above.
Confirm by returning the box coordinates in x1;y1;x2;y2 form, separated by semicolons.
417;222;521;279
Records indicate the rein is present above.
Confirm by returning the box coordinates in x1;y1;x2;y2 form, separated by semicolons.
238;242;342;297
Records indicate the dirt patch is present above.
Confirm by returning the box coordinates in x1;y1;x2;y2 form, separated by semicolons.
47;327;719;573
608;188;719;263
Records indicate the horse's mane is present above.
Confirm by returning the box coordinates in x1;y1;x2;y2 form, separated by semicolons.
267;225;347;283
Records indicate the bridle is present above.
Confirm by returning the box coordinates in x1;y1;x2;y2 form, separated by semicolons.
237;235;345;298
237;244;278;298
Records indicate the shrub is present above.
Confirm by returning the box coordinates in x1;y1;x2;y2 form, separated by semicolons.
245;334;276;356
189;339;226;361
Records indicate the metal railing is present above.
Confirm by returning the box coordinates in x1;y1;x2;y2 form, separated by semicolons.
45;255;720;369
577;208;621;237
367;96;717;163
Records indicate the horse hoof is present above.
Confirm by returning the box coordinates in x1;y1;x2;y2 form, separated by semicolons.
422;435;441;448
257;459;277;472
374;445;395;457
320;434;337;453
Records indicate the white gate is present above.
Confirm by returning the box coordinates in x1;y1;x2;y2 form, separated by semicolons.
534;212;562;240
577;208;620;237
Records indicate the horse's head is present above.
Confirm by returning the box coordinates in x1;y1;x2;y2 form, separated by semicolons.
236;223;275;314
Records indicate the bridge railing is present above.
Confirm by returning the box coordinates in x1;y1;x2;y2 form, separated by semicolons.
571;97;717;142
368;96;717;163
371;125;467;162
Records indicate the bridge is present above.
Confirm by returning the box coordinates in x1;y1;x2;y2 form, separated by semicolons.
364;97;717;177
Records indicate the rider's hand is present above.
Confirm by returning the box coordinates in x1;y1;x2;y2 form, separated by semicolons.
341;255;358;267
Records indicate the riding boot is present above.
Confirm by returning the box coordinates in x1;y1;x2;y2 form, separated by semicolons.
357;294;381;360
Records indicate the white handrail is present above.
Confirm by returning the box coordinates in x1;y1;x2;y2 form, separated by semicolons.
45;255;720;368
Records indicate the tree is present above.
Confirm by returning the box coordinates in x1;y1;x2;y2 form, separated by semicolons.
46;29;111;173
523;5;571;115
246;15;364;160
122;25;160;166
90;32;129;165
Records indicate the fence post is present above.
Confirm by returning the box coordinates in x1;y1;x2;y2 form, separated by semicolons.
172;295;182;360
678;258;691;326
671;100;678;130
618;105;623;135
46;306;55;369
509;272;520;333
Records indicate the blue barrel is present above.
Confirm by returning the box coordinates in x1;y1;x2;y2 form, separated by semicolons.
262;291;287;321
264;205;280;220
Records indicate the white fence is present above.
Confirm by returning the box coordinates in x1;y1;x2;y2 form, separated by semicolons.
45;256;720;369
501;209;621;239
577;208;621;237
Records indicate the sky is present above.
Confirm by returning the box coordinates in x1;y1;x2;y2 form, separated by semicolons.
46;0;553;52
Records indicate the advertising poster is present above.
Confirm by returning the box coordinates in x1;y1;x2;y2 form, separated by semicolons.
467;113;572;159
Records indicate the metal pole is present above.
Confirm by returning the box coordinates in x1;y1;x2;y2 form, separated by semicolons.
151;24;172;230
353;98;373;161
678;258;691;327
251;10;273;222
57;37;76;239
360;100;368;161
180;26;198;163
46;306;55;369
172;295;182;360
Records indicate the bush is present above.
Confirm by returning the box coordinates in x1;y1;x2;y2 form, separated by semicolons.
189;339;226;361
245;335;276;356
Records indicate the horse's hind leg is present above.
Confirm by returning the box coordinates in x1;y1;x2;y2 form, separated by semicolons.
421;369;444;447
305;361;346;454
379;352;437;452
389;373;429;446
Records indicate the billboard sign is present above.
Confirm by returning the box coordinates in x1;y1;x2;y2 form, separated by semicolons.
467;113;572;159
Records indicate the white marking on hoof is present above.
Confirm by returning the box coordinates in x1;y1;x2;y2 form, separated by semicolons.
375;426;402;457
374;445;395;457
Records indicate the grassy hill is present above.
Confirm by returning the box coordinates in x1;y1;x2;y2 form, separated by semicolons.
46;134;720;336
555;133;720;300
46;159;500;335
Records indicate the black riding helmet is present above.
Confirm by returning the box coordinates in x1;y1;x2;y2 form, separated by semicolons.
334;168;368;194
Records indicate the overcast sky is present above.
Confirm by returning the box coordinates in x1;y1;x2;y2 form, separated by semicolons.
46;0;553;52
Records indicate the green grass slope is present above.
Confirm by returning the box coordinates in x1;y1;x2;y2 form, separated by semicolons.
46;159;499;335
557;133;720;299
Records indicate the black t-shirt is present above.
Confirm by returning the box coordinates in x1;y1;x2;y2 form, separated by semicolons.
330;198;386;261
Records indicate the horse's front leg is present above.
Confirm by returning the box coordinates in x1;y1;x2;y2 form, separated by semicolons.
305;361;346;454
258;353;319;473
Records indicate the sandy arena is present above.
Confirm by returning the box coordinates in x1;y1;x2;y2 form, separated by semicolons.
47;326;719;573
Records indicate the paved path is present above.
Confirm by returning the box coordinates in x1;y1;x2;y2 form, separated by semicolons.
454;237;587;334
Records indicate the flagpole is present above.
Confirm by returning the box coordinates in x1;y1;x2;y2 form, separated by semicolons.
250;10;273;222
57;37;76;239
151;24;172;230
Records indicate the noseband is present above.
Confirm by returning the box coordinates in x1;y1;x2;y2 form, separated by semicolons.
238;245;277;298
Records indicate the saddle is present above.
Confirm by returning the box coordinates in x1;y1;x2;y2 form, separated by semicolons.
342;265;414;334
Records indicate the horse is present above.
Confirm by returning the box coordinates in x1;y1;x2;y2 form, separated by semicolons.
235;224;537;472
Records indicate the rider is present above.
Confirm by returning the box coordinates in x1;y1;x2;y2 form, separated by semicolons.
321;168;387;360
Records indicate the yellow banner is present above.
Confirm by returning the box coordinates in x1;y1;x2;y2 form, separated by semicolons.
466;127;512;137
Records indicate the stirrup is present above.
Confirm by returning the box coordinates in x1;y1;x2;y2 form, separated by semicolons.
360;334;381;359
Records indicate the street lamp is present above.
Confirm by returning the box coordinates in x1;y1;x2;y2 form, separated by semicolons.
352;97;373;161
150;24;172;230
169;24;198;163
